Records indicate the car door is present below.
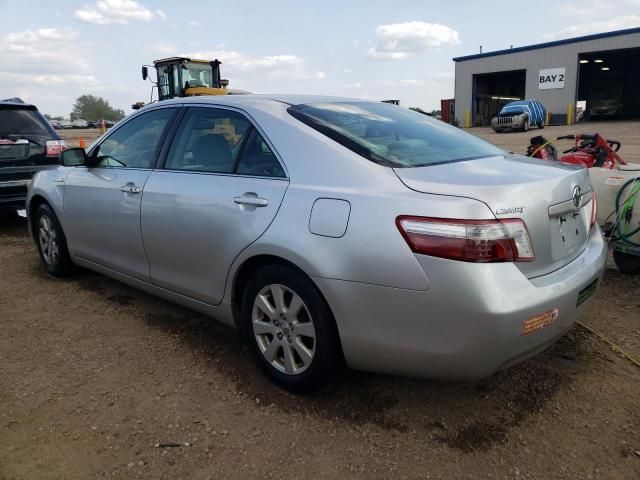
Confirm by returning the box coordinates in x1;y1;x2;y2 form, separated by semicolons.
141;106;289;305
63;107;178;281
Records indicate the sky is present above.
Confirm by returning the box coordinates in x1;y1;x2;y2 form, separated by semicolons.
1;0;639;117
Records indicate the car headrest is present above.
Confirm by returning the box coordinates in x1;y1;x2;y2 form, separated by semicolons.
192;134;232;168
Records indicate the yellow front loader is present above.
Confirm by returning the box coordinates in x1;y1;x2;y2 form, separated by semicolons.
133;57;235;109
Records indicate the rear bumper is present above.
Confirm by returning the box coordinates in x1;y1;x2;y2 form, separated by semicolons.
0;165;57;206
0;181;28;206
314;226;607;380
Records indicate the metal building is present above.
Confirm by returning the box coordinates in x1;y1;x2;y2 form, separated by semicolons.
453;27;640;127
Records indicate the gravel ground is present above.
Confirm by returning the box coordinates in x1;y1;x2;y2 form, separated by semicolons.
1;211;640;480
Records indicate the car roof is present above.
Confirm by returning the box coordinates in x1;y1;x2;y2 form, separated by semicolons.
0;97;37;110
504;99;538;107
156;94;369;109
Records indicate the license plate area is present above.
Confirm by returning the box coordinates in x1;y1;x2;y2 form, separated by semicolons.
549;208;589;261
0;139;29;160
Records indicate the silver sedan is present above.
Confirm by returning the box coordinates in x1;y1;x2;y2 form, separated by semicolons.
27;95;607;392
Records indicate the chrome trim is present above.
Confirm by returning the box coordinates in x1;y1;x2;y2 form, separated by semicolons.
0;179;30;187
548;191;593;216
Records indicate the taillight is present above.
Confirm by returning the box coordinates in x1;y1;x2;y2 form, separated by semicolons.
46;140;66;157
590;192;597;226
396;216;535;263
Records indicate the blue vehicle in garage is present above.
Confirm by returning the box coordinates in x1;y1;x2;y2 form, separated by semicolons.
492;99;546;132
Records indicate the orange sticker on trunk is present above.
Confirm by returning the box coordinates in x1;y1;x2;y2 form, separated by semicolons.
522;308;559;335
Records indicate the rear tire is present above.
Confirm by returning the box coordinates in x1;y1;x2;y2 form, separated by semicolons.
34;203;72;277
538;121;545;129
613;250;640;275
241;264;344;393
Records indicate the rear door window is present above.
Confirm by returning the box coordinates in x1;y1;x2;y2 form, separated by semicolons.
164;106;286;177
235;128;286;178
165;107;251;174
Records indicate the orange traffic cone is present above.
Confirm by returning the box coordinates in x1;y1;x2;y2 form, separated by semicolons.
79;138;86;149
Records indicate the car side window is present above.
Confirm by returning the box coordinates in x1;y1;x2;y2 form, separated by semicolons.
93;108;174;169
235;128;286;178
165;107;251;173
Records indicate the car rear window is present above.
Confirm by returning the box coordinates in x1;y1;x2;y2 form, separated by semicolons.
288;102;503;168
0;107;50;136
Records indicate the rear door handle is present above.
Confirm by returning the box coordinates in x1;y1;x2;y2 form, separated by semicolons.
233;195;268;207
120;183;141;194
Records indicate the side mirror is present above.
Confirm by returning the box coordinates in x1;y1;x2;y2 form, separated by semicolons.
60;147;88;166
142;66;148;80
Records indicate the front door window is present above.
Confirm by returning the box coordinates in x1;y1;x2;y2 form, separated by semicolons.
92;108;174;169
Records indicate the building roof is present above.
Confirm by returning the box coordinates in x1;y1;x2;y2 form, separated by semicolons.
453;26;640;62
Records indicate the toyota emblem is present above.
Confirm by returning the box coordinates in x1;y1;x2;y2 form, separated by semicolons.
572;186;582;209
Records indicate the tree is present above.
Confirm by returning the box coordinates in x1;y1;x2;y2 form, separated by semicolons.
70;94;125;121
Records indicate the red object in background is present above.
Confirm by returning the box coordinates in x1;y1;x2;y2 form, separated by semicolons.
528;133;626;169
441;99;454;124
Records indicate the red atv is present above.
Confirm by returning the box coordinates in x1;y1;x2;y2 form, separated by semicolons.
526;133;626;168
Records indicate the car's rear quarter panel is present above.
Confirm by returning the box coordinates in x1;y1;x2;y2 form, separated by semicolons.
228;102;497;291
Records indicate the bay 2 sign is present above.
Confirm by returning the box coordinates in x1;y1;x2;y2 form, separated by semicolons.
539;68;566;90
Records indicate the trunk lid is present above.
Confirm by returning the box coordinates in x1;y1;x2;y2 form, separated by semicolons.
394;154;593;278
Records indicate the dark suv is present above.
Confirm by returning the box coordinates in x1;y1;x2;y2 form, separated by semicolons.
0;98;65;209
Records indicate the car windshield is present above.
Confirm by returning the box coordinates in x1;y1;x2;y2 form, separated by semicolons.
288;102;503;168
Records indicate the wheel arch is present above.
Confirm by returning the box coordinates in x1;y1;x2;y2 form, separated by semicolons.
230;254;345;358
27;194;50;239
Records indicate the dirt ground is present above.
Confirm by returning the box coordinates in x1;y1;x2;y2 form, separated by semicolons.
1;120;639;479
59;128;103;149
1;213;640;479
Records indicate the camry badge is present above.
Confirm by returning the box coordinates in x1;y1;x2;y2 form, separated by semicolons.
495;206;525;215
572;186;582;209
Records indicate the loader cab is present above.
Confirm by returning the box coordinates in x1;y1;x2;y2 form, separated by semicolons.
149;57;228;101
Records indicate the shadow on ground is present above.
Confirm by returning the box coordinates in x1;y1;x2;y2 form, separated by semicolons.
0;210;28;237
70;269;593;453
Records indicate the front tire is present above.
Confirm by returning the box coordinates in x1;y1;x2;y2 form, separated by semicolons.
34;203;72;277
241;264;344;392
613;250;640;275
522;119;529;132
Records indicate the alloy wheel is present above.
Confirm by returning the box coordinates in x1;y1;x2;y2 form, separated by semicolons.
38;215;59;266
252;283;316;375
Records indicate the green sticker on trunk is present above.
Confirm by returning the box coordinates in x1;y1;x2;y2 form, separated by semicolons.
577;278;598;306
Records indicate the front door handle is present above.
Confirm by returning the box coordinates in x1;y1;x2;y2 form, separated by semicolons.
120;183;141;194
234;194;268;207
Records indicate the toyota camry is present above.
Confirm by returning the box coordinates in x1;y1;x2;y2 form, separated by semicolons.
27;95;607;392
